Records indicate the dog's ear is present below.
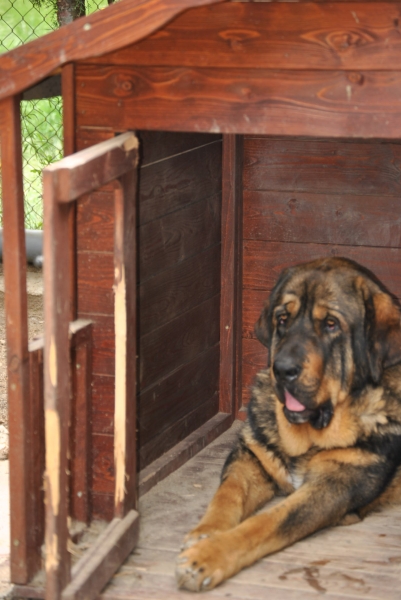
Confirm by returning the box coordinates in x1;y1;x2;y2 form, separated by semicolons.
255;301;270;348
358;277;401;382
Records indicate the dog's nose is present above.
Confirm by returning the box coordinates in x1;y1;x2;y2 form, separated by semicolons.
273;357;301;383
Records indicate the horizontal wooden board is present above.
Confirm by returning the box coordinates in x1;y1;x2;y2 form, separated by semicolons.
140;293;220;390
84;3;401;71
243;241;401;298
76;65;401;138
139;193;221;282
138;130;221;166
243;190;401;248
243;138;401;197
78;252;114;316
139;244;221;337
138;344;220;447
77;190;115;254
138;139;222;224
139;393;219;468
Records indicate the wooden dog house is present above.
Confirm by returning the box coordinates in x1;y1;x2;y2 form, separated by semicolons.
1;0;401;598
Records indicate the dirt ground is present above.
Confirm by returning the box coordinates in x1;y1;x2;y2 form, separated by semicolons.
0;264;44;430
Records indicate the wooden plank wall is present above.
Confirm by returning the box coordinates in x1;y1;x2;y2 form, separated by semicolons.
76;130;222;519
241;136;401;410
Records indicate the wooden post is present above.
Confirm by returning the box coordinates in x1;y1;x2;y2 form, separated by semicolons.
43;171;73;598
70;320;93;524
0;95;42;582
114;169;138;518
220;134;243;417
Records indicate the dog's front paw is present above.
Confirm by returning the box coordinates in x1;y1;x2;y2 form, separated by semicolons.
176;535;233;592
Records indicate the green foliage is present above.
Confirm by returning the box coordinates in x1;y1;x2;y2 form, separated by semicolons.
21;97;63;229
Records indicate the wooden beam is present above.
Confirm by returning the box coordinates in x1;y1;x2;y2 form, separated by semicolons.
0;0;224;101
44;132;139;202
87;3;401;71
76;66;401;139
61;510;139;600
220;135;242;416
0;95;41;583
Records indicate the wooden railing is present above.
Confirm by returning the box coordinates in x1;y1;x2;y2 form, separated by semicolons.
40;132;139;600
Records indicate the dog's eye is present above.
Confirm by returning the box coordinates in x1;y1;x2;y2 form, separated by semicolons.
277;314;288;327
324;317;339;332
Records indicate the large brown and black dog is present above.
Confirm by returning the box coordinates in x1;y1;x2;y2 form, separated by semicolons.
176;257;401;591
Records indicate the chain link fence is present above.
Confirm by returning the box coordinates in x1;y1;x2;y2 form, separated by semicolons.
0;0;109;229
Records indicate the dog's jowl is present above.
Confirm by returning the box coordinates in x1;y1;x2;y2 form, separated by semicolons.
176;257;401;591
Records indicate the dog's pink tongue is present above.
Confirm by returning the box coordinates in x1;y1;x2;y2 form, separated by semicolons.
284;389;306;412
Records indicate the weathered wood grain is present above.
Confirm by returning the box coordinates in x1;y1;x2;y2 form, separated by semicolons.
139;293;220;390
139;193;221;282
138;139;222;225
77;253;114;316
44;132;139;203
62;511;139;600
43;173;73;598
90;374;114;435
243;241;401;298
92;433;114;495
76;65;401;138
0;0;224;100
62;63;78;321
220;135;243;416
139;394;219;469
77;190;115;254
85;3;401;71
70;321;93;524
0;95;41;583
113;168;138;518
139;244;221;337
138;344;220;447
28;339;45;573
243;138;401;197
243;190;401;248
138;130;220;165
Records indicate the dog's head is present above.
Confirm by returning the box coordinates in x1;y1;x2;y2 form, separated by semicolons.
255;257;401;429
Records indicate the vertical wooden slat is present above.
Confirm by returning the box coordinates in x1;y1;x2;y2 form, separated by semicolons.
70;321;92;524
62;63;77;322
0;95;41;582
43;170;73;598
220;134;243;416
114;169;138;518
28;338;46;565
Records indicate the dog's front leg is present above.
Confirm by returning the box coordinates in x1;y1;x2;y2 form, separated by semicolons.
182;447;277;548
176;448;385;591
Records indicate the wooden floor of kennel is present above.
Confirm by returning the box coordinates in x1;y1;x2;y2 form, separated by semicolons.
2;0;401;598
